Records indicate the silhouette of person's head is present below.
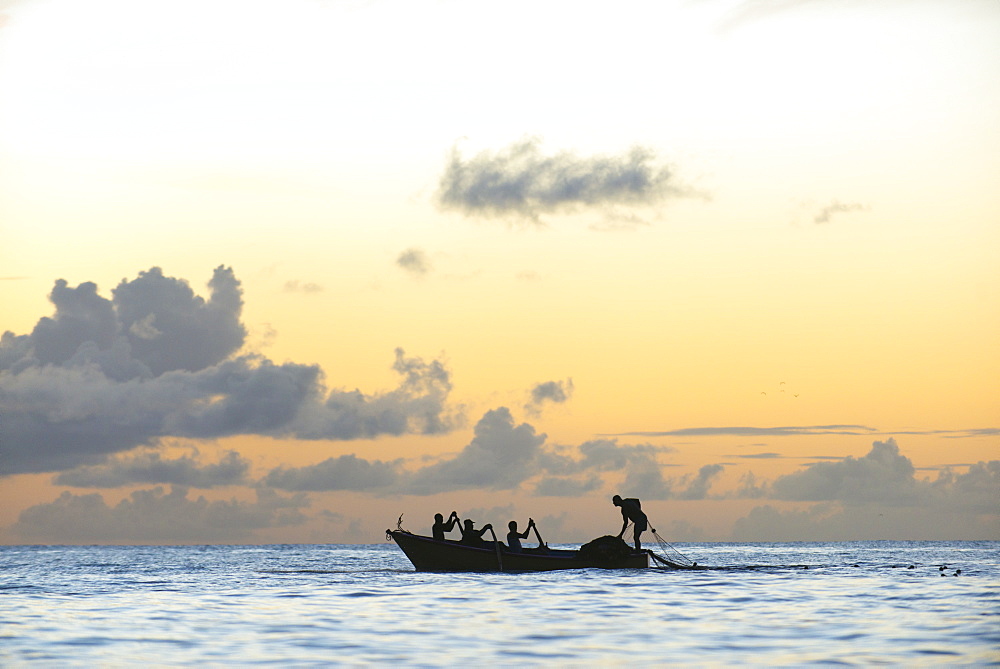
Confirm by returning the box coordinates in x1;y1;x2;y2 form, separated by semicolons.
464;519;474;530
508;521;518;531
612;494;623;506
434;513;443;523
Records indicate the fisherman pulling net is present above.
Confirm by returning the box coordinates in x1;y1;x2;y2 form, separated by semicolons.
611;494;699;569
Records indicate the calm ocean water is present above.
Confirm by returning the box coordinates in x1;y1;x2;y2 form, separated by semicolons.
1;541;997;666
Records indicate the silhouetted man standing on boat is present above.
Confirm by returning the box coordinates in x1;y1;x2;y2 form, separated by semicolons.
613;495;654;552
432;511;459;541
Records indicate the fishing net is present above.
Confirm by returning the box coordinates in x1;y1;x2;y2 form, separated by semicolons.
650;530;698;569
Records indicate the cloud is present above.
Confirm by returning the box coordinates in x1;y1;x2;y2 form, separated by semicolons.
11;486;310;544
525;378;573;415
437;139;689;224
733;471;769;499
1;266;245;379
283;280;324;294
258;420;675;498
54;449;251;488
731;440;1000;539
619;460;674;500
0;267;457;476
770;438;920;504
402;407;547;494
813;200;867;224
534;475;603;497
261;454;401;491
676;464;725;500
396;248;431;276
609;425;879;437
577;439;667;472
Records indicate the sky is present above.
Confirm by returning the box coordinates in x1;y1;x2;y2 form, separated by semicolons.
0;0;997;545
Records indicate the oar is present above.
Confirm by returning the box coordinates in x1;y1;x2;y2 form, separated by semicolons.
529;518;547;548
487;526;504;572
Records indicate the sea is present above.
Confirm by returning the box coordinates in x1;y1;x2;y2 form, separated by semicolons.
2;540;997;666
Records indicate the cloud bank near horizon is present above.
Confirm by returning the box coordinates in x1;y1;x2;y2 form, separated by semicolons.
0;267;458;476
10;419;999;542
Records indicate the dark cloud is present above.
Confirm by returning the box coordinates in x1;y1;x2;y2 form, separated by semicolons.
258;421;674;498
578;439;667;471
402;407;546;494
261;454;401;491
437;139;688;224
396;248;431;276
525;378;574;415
0;267;457;476
2;266;244;380
11;486;309;544
814;200;867;224
291;348;456;440
54;449;251;488
114;266;246;376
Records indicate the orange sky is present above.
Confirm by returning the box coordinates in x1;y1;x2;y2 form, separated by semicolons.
1;0;997;544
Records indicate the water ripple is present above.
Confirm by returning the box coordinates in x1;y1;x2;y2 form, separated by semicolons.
1;541;997;666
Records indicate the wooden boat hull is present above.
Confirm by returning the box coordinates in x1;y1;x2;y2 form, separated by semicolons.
388;530;649;572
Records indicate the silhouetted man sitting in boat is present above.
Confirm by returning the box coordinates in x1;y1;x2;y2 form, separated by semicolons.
432;511;459;541
505;518;536;553
613;495;655;552
459;519;494;548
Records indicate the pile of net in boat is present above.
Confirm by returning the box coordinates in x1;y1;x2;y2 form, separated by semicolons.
577;534;699;569
576;535;636;567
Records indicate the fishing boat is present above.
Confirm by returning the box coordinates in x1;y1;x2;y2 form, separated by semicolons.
386;518;697;572
387;529;649;572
